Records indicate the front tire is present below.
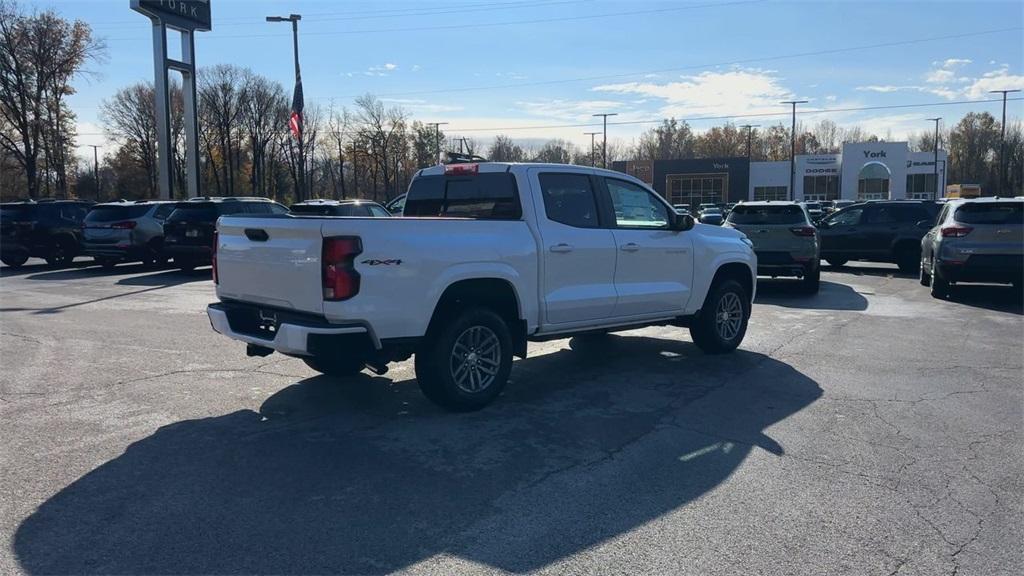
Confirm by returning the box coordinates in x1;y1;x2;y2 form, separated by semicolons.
896;246;919;274
802;261;821;294
415;307;513;412
826;257;848;268
45;239;74;267
303;355;365;377
1;254;28;268
919;258;931;286
690;279;750;354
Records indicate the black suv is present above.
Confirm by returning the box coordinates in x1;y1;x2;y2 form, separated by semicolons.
0;199;93;268
817;200;941;272
163;197;287;271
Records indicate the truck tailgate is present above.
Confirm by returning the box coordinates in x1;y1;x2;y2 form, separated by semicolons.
216;216;325;314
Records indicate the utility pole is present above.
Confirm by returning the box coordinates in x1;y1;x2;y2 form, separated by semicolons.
426;122;448;163
740;124;760;159
780;100;807;200
989;89;1021;195
87;145;101;201
926;118;942;200
592;113;618;168
584;131;601;167
266;14;304;200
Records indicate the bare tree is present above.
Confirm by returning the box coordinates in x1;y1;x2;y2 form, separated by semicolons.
0;0;105;198
241;71;286;197
199;64;247;195
354;94;408;200
487;135;525;162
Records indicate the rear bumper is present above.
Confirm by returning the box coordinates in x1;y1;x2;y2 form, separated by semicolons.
938;255;1023;284
207;301;375;357
164;244;211;262
755;251;816;278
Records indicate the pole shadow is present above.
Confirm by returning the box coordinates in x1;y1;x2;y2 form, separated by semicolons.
14;335;822;574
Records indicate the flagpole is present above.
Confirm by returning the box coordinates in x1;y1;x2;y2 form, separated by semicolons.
267;14;304;201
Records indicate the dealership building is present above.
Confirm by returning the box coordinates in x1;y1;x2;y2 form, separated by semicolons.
613;141;948;206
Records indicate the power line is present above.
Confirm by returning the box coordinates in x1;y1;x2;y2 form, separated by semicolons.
103;0;764;40
438;97;1024;132
317;26;1022;100
90;0;591;31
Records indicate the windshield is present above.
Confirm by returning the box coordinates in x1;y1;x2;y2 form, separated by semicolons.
85;205;150;222
954;202;1023;225
167;203;217;222
290;204;364;216
805;203;821;210
727;205;807;225
0;205;37;220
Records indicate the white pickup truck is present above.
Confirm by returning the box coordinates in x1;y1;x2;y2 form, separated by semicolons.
208;163;757;411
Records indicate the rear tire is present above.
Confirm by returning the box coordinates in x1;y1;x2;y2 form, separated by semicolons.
97;257;117;269
415;307;513;412
896;246;919;273
919;259;931;286
1;254;28;268
303;355;365;377
177;258;196;272
689;279;750;354
802;261;821;294
930;261;950;299
45;239;74;267
826;258;847;268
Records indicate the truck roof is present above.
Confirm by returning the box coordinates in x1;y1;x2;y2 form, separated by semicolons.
416;162;644;182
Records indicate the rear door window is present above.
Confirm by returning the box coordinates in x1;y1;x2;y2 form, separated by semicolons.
153;204;176;220
368;205;390;218
954;202;1023;225
539;173;600;228
727;205;806;225
404;173;521;219
85;205;151;223
828;208;863;227
167;203;217;222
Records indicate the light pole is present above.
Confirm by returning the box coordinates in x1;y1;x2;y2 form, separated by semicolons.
780;101;807;201
740;124;760;159
592;113;617;168
266;14;304;200
926;118;942;200
426;122;448;163
584;131;601;166
87;145;101;201
989;89;1021;195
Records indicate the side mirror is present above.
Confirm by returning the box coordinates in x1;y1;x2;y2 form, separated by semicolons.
916;219;933;230
670;212;695;231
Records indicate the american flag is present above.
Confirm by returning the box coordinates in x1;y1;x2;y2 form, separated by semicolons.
289;72;303;139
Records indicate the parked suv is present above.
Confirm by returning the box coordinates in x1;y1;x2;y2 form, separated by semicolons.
0;199;92;268
289;199;391;217
817;200;940;272
920;197;1023;298
164;197;287;271
82;201;177;268
724;201;820;292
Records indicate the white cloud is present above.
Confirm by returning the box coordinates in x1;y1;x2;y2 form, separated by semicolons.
411;64;421;72
964;73;1024;99
365;63;399;77
856;85;905;93
592;68;794;118
379;97;463;114
515;98;627;121
925;69;956;84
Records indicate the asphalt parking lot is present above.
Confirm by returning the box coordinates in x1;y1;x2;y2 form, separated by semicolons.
1;259;1021;575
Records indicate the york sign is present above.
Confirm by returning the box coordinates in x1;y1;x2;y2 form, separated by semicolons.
131;0;211;31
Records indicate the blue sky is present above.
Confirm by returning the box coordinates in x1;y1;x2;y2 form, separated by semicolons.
44;0;1024;159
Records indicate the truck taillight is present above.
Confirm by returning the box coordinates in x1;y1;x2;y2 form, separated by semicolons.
323;236;362;301
212;230;219;284
110;221;137;229
789;226;816;237
940;225;973;237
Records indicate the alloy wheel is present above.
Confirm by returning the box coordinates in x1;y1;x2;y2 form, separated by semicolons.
715;292;743;341
449;325;501;393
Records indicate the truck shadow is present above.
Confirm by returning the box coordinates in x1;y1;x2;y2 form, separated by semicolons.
755;279;869;311
14;335;821;575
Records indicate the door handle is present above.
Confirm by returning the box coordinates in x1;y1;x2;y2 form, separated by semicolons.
619;243;640;252
549;243;573;253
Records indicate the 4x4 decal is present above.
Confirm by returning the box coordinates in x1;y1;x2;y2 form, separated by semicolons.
361;259;403;266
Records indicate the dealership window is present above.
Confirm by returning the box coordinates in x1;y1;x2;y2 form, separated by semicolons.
857;162;890;200
802;175;840;201
665;173;726;209
753;186;788;201
906;173;937;200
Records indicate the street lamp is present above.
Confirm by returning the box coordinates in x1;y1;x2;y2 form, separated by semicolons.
592;113;617;168
989;89;1021;195
740;124;760;160
780;100;807;201
266;14;304;200
926;118;942;200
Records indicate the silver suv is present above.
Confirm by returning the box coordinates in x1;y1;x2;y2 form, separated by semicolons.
724;201;820;293
920;197;1023;298
82;201;178;268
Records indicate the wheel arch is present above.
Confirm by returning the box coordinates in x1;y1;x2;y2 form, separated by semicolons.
705;262;755;311
426;277;528;358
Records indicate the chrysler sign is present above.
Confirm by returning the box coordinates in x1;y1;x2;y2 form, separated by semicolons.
131;0;211;31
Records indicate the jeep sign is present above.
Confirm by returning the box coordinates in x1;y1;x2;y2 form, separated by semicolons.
131;0;211;31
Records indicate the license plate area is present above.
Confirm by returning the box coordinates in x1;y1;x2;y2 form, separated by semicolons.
186;228;200;238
